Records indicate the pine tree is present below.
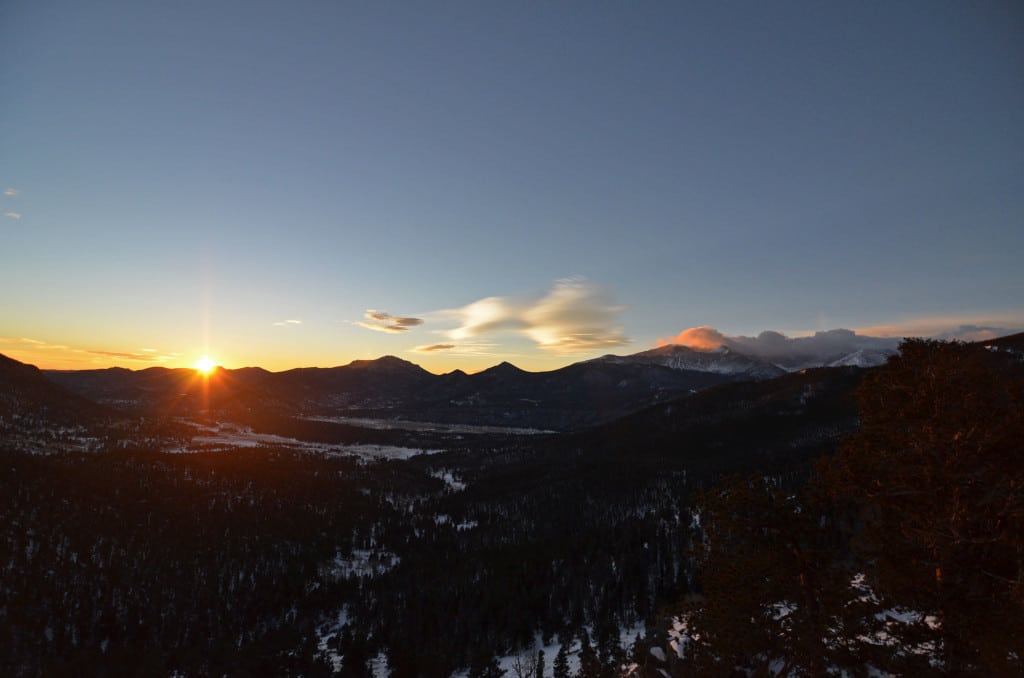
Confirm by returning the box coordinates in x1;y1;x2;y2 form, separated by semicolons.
469;650;505;678
823;338;1024;673
576;630;601;678
683;475;854;674
552;641;570;678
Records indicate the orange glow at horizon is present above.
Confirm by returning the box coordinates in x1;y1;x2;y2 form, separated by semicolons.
194;355;218;375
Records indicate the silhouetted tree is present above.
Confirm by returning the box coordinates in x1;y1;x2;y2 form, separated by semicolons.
552;641;570;678
824;339;1024;673
683;475;858;675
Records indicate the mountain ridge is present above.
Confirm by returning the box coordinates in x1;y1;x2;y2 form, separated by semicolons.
12;332;1006;434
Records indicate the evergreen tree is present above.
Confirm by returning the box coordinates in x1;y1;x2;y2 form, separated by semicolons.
823;339;1024;673
683;475;855;674
552;641;570;678
469;650;505;678
576;630;601;678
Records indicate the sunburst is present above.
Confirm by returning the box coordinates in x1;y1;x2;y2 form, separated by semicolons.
194;355;217;375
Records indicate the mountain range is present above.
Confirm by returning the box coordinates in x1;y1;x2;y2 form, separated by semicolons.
35;341;897;432
8;334;1021;439
3;334;1021;677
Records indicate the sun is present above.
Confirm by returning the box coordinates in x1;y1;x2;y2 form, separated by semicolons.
194;355;218;375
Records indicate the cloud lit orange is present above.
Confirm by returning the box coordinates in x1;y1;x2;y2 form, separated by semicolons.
657;326;727;351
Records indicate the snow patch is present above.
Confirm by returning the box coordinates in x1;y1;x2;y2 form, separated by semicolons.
430;469;467;492
323;549;400;579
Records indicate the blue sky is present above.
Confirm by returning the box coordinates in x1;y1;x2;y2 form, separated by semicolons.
2;1;1022;372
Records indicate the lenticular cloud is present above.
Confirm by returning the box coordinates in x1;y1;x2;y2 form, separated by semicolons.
446;278;629;354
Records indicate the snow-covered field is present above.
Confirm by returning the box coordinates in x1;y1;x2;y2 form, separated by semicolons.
306;415;553;435
166;422;443;460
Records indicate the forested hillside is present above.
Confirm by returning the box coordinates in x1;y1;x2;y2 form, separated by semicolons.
1;340;1021;676
660;339;1024;676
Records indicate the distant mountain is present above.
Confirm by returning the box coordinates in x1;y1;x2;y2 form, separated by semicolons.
45;329;1018;434
978;331;1024;354
399;358;733;431
0;353;110;425
826;348;895;368
595;339;899;376
45;364;290;420
573;364;868;472
45;354;735;431
595;344;788;378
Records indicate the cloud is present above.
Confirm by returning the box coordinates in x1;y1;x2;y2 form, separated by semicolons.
4;211;21;220
89;350;151;359
414;343;456;352
448;297;525;339
0;337;71;351
934;324;1020;342
0;337;178;368
658;326;729;351
273;319;303;326
856;315;1024;342
413;340;502;357
446;278;629;354
659;326;900;366
357;310;424;333
3;188;17;196
87;349;171;362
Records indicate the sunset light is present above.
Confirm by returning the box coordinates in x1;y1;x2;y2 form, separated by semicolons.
2;2;1022;674
194;355;217;375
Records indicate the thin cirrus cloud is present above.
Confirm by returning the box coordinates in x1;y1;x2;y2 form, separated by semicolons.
357;310;424;334
87;349;173;362
3;187;18;196
413;340;500;357
4;211;21;220
445;278;629;354
273;319;303;327
0;337;177;365
0;336;70;351
414;343;456;353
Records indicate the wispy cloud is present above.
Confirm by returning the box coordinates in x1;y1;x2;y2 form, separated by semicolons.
4;211;21;220
413;343;456;353
413;340;501;357
3;188;18;197
273;319;303;327
0;337;70;351
445;278;629;354
0;336;176;365
87;349;168;361
357;310;424;333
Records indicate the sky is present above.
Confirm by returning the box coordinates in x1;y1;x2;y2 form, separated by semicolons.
2;1;1022;373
